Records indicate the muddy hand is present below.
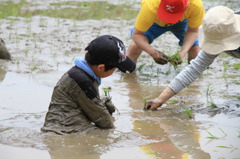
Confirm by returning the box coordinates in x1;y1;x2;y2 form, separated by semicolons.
153;50;169;65
144;98;162;110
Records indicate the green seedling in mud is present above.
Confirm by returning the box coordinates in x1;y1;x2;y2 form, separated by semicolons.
183;106;192;118
143;96;148;106
142;96;151;110
206;128;227;140
222;61;229;87
31;64;39;72
24;49;29;57
237;130;240;138
206;131;221;139
149;151;160;155
233;63;240;70
206;84;218;108
137;63;145;71
169;99;178;104
217;145;238;153
168;53;181;69
102;87;111;97
223;61;228;72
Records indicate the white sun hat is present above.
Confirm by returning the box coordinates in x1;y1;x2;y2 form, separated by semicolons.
199;6;240;55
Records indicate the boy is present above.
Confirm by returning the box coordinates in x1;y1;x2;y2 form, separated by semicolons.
127;0;204;64
41;35;136;134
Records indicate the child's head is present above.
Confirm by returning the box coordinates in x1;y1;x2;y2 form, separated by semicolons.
85;35;135;73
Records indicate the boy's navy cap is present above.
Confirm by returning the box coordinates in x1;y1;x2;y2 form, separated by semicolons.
86;35;136;73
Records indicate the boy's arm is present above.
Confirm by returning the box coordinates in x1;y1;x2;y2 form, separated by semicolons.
74;80;115;129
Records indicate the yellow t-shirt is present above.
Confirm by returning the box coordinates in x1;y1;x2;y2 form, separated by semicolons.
135;0;205;32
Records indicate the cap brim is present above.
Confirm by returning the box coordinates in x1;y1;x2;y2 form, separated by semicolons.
158;5;184;24
115;56;136;73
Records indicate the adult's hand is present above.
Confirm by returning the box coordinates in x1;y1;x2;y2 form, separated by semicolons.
144;98;163;110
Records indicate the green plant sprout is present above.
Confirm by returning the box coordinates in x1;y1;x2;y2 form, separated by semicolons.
206;84;218;108
206;128;227;140
102;87;111;97
169;99;178;104
222;61;229;87
137;63;145;71
183;106;192;118
217;145;238;153
142;96;148;106
233;63;240;70
168;53;180;70
223;61;227;72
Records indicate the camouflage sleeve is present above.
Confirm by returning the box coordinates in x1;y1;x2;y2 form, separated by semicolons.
73;79;115;129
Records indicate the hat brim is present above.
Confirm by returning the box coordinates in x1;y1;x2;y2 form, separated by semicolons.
199;14;240;55
115;56;136;73
158;4;184;24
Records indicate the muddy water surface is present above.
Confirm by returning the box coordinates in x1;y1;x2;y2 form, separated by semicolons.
1;0;240;159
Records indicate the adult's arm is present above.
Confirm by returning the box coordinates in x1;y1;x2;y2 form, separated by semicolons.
146;51;218;110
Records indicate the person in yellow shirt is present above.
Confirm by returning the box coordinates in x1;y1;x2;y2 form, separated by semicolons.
127;0;204;64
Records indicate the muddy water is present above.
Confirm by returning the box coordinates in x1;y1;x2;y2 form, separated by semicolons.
1;0;240;159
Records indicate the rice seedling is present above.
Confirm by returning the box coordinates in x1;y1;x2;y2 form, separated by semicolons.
217;145;238;153
183;106;192;118
222;61;229;87
206;131;220;139
169;99;178;104
233;63;240;70
142;95;152;110
206;84;218;108
206;128;227;140
30;64;39;72
168;53;181;70
102;86;111;97
223;61;227;72
137;63;145;71
24;49;29;57
39;16;46;27
142;96;148;106
149;151;160;155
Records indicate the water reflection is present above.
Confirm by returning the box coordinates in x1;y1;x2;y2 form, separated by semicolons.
44;130;113;159
121;72;211;159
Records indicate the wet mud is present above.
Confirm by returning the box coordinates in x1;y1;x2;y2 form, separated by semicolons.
0;0;240;159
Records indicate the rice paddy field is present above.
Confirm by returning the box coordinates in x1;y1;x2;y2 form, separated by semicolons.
0;0;240;159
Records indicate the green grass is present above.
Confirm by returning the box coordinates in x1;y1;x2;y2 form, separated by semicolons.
0;0;138;20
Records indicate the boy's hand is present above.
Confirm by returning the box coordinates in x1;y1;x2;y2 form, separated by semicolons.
102;97;116;115
153;50;169;65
